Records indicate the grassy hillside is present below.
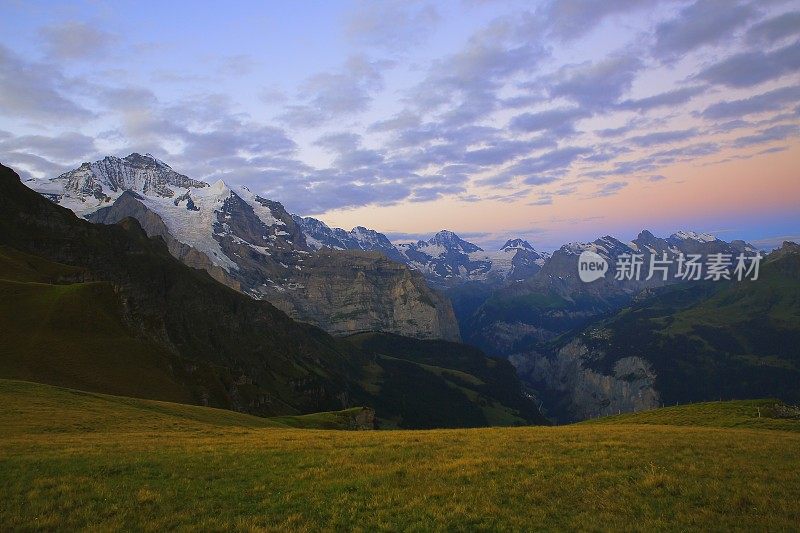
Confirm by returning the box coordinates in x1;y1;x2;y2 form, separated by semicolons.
0;380;372;436
345;332;548;427
0;247;194;403
1;379;799;530
583;399;800;432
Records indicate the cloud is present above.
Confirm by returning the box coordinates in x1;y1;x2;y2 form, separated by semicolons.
480;146;591;186
629;128;698;147
217;55;255;77
463;138;555;166
733;124;800;147
652;0;756;61
591;181;628;197
404;18;547;118
695;39;800;88
596;125;634;138
0;132;97;161
346;1;439;50
508;107;589;137
618;86;705;111
0;151;71;178
278;56;391;127
528;194;553;205
314;132;362;153
546;54;642;109
0;45;95;123
368;111;421;134
541;0;653;41
650;142;719;159
39;21;113;61
700;85;800;119
746;11;800;45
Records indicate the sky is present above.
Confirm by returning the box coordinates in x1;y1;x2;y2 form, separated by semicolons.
1;0;799;251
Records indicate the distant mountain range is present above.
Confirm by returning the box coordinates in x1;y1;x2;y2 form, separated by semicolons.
10;153;799;424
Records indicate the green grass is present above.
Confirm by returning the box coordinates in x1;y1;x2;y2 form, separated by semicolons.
2;379;799;530
582;399;800;432
0;278;192;403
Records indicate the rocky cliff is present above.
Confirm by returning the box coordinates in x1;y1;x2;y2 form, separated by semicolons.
260;250;461;340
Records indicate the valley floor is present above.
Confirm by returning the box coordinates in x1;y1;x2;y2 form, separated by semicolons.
1;379;799;531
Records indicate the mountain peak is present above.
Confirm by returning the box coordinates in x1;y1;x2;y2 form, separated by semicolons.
429;230;482;252
500;238;534;251
208;179;230;195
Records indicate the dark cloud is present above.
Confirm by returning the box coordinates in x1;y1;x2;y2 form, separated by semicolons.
695;39;800;88
746;11;800;45
652;0;756;61
700;85;800;119
0;45;95;123
629;128;699;147
618;86;705;111
39;21;113;61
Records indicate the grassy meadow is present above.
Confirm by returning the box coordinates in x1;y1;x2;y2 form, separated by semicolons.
2;379;799;531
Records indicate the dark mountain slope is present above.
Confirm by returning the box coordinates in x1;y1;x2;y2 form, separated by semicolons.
0;162;371;415
345;332;549;427
1;163;545;427
513;243;800;421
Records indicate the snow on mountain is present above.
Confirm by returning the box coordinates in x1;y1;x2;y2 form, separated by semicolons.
671;230;717;243
395;231;546;285
27;153;208;216
293;216;406;263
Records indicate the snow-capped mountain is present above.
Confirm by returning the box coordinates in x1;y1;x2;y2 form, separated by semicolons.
396;231;547;286
293;215;408;263
29;153;207;214
25;154;460;341
295;221;548;285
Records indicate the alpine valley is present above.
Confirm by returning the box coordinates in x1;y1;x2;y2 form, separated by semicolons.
13;154;800;423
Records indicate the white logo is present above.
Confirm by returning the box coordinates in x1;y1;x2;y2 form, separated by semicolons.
578;251;608;283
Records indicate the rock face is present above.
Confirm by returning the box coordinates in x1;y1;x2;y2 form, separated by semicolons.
260;250;461;340
27;154;459;341
510;340;660;422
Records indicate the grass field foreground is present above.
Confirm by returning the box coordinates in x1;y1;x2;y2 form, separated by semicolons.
1;379;799;530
